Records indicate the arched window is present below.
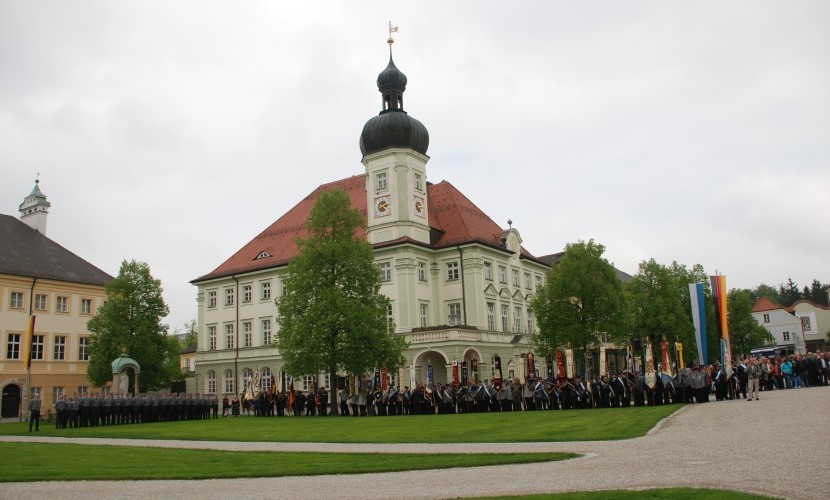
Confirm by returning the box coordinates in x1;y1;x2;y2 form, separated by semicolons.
242;368;253;390
224;369;235;394
261;367;272;390
207;370;216;394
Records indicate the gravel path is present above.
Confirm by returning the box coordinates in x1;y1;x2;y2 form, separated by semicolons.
2;385;828;500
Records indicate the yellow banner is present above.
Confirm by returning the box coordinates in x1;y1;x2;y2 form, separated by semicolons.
21;315;36;369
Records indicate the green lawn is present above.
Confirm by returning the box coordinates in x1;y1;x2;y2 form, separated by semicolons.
0;405;679;443
478;489;772;500
0;442;574;482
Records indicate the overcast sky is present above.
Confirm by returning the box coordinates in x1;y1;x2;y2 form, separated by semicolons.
2;1;828;331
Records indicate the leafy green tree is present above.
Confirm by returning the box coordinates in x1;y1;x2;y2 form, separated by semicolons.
728;288;774;356
802;279;828;306
748;283;782;305
87;260;179;391
275;188;406;415
531;240;629;356
779;278;801;307
626;259;697;364
177;319;198;349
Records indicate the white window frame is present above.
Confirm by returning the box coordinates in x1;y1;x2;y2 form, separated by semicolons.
242;284;252;303
224;370;235;394
260;281;271;301
34;294;47;311
224;288;234;307
448;303;462;326
512;269;520;287
208;325;217;351
78;337;89;361
53;335;66;361
207;370;217;394
376;171;388;190
262;368;273;390
484;262;493;281
262;318;272;345
501;304;509;332
81;298;93;315
418;261;427;282
7;333;21;360
414;172;422;191
524;272;532;290
513;306;522;333
379;262;392;282
208;290;217;308
10;291;24;309
447;261;459;281
243;321;252;348
527;308;534;334
783;332;791;342
386;303;394;332
52;386;65;404
762;313;770;324
487;302;495;331
225;324;234;349
498;266;507;284
420;303;429;328
56;296;69;313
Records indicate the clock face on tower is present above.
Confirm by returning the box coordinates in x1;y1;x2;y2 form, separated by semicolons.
374;196;391;217
413;195;425;217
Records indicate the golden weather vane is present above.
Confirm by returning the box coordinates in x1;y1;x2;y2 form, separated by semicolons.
387;21;399;45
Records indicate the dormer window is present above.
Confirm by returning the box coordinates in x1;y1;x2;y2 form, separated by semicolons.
255;251;271;260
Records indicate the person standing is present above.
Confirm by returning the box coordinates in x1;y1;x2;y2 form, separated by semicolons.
28;393;41;432
746;357;762;401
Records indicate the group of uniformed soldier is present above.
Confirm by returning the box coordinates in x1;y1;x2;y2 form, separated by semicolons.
53;392;219;428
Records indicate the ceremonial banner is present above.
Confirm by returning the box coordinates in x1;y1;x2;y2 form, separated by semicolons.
556;349;567;379
452;360;460;385
373;368;382;392
675;342;685;370
398;367;404;389
526;352;536;380
471;358;479;383
565;348;574;379
288;377;295;414
545;352;554;381
660;340;672;375
381;367;388;391
493;355;503;390
461;361;468;385
409;364;416;389
599;345;607;377
518;353;526;384
710;275;733;377
21;315;36;370
427;363;434;388
644;341;657;389
688;283;709;366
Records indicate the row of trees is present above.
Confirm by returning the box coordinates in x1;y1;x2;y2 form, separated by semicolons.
531;240;774;364
84;188;814;395
750;278;828;307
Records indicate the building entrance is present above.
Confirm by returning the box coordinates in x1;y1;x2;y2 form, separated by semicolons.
2;384;21;418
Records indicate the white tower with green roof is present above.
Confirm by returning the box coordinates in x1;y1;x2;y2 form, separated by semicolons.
19;178;51;235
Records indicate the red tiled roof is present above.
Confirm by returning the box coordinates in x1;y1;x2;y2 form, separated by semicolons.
193;176;540;283
751;297;784;313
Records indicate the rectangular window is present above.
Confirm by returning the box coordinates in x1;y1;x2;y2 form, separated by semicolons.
207;373;217;394
243;321;252;347
208;325;217;350
420;303;429;328
536;275;543;291
224;288;234;306
527;308;534;334
78;337;89;361
261;281;271;301
524;272;532;290
7;333;21;360
77;386;88;396
487;302;495;331
386;303;394;332
30;335;43;361
762;313;770;323
783;332;790;341
498;266;507;284
418;261;427;282
224;372;235;394
514;306;522;333
484;262;493;281
208;290;217;308
447;261;459;281
10;291;24;309
262;318;272;345
501;304;509;332
242;284;252;303
377;171;387;190
53;386;65;404
31;387;42;401
225;324;234;349
414;172;422;191
56;296;69;313
34;294;47;311
512;269;520;287
302;375;316;391
53;335;66;361
81;298;92;315
448;303;462;326
379;262;392;282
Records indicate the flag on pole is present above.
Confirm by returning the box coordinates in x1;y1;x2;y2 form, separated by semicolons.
556;349;567;379
710;275;732;377
493;355;503;390
599;345;607;377
22;315;36;369
688;283;708;366
526;352;536;380
565;348;574;379
660;339;672;376
452;360;460;385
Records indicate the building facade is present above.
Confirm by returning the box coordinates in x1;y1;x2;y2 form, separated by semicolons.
750;297;805;354
790;300;829;353
0;181;112;419
192;50;570;395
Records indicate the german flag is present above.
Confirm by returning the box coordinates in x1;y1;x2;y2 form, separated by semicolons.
21;315;36;370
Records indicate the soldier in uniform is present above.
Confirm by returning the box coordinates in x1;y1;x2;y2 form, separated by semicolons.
69;394;80;428
338;386;349;416
55;395;67;429
79;392;91;427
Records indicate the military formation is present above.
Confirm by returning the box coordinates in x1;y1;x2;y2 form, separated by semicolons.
53;392;218;428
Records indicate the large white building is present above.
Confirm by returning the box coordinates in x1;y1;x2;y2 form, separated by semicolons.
191;49;604;395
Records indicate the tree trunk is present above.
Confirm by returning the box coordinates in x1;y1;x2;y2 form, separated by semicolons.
329;366;338;416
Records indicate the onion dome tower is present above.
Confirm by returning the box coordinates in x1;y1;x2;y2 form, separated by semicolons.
361;25;431;246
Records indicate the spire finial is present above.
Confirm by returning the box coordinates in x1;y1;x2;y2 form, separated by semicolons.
36;172;40;184
387;21;398;47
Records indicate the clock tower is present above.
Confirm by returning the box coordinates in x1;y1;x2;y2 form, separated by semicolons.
360;37;430;245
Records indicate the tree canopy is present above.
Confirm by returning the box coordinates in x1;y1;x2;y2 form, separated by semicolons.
87;260;180;391
531;239;629;353
275;188;406;414
728;288;775;356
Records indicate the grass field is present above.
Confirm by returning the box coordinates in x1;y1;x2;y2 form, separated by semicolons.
0;442;574;482
0;405;680;443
